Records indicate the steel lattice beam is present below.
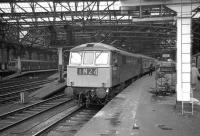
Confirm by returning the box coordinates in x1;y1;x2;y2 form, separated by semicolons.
0;0;178;58
0;1;176;28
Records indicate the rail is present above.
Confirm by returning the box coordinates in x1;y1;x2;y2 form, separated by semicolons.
0;94;72;132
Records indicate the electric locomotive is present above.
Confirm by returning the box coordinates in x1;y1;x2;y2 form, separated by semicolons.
65;43;155;105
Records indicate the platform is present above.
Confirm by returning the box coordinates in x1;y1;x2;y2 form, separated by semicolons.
0;70;15;79
47;70;67;80
75;74;200;136
2;69;57;81
29;80;66;99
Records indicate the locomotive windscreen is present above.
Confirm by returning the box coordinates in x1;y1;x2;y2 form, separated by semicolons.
69;51;109;66
70;52;82;65
83;52;94;65
95;52;109;65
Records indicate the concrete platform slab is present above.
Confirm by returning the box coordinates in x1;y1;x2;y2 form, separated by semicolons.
2;69;57;80
75;74;200;136
29;80;66;99
47;71;67;80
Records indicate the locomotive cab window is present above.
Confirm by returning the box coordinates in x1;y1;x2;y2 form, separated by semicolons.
83;51;94;65
70;52;82;65
95;52;109;65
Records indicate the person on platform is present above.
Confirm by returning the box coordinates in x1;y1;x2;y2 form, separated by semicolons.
191;63;200;91
149;63;153;76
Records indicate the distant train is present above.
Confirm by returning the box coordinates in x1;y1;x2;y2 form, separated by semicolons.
8;59;57;72
65;43;156;106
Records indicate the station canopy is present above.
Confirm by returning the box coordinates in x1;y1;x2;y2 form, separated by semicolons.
0;0;199;58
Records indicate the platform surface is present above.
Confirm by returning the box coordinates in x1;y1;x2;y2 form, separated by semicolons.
2;69;57;80
47;70;67;79
75;74;200;136
29;80;66;99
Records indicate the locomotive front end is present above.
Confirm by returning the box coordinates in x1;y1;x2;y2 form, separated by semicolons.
66;48;112;105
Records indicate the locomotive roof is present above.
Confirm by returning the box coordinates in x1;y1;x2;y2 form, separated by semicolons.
71;43;139;57
71;42;155;59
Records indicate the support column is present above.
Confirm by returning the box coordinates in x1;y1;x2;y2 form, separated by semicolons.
6;47;9;69
1;48;7;70
167;4;193;102
0;48;2;70
58;47;64;82
17;56;21;73
177;16;192;102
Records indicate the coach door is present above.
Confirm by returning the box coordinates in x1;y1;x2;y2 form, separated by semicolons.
112;51;120;85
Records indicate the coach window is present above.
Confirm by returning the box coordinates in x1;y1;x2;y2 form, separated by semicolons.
95;52;109;65
83;51;94;65
70;52;82;65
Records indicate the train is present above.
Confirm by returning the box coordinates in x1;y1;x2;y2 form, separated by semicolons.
65;43;156;106
8;59;57;72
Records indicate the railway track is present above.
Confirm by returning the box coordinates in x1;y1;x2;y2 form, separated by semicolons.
0;94;72;133
28;106;99;136
0;86;41;104
0;78;44;88
0;71;56;85
0;78;57;105
0;78;55;93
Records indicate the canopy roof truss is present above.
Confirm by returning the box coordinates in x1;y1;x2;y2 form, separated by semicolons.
0;0;199;58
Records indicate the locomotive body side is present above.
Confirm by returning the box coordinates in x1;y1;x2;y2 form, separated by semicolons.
111;52;141;85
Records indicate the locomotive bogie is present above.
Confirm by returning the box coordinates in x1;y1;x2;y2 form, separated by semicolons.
65;86;109;102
